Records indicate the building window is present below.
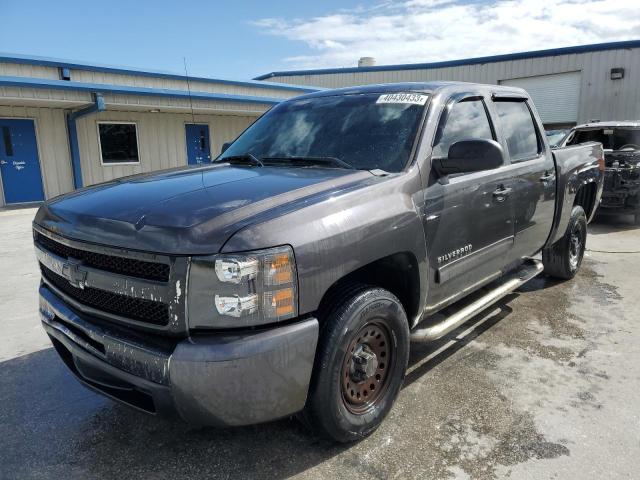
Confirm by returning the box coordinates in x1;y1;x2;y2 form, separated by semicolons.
98;122;140;164
2;126;13;156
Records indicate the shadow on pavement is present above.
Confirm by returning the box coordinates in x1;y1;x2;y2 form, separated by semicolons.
0;275;563;479
589;213;639;235
0;348;348;479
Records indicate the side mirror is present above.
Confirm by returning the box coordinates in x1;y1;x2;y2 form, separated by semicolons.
221;142;232;154
434;139;505;175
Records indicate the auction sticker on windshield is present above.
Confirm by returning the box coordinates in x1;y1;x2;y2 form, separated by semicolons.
376;93;428;105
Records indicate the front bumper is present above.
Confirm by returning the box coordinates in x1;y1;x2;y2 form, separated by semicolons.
600;167;640;213
40;285;319;426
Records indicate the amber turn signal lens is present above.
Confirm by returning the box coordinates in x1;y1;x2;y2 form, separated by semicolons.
265;253;293;285
273;288;294;316
263;287;295;320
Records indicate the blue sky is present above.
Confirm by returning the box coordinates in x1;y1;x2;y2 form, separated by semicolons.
1;0;638;81
0;0;362;79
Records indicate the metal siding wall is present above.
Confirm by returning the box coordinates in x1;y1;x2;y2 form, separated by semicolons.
265;48;640;122
0;62;59;79
70;70;300;100
0;106;73;206
98;92;271;115
0;85;91;107
76;111;257;186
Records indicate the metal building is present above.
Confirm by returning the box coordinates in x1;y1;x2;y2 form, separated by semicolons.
0;54;318;207
256;40;640;129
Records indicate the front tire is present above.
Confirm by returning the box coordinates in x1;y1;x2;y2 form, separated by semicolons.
543;205;587;279
303;286;410;442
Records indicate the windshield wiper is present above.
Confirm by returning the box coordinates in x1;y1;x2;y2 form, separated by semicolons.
261;156;355;170
220;153;264;167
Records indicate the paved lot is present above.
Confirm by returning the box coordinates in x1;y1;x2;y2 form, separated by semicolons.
1;207;639;480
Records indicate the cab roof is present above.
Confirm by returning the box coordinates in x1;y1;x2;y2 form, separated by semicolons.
292;81;528;100
572;121;640;130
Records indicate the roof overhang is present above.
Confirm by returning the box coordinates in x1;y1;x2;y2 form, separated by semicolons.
0;52;321;94
254;39;640;80
0;75;283;115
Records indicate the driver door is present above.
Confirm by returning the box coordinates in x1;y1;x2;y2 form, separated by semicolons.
422;95;515;312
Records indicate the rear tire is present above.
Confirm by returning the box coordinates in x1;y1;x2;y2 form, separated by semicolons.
543;205;587;279
302;286;410;442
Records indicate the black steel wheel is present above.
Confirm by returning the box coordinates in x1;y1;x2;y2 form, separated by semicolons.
302;285;409;442
543;205;587;279
341;322;394;415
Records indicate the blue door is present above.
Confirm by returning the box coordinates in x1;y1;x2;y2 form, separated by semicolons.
185;124;212;165
0;119;45;204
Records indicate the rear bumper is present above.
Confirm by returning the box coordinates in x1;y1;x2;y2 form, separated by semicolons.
40;285;319;426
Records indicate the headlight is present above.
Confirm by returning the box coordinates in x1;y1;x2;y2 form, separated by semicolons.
187;246;298;328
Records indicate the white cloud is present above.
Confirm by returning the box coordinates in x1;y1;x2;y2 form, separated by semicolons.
252;0;640;70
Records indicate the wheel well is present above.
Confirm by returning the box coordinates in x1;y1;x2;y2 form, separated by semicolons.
316;252;420;323
574;183;597;219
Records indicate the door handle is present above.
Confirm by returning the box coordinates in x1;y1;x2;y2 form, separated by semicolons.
493;186;512;195
492;186;512;202
539;172;555;182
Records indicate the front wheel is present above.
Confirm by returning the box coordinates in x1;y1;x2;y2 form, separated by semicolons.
543;205;587;279
302;286;410;442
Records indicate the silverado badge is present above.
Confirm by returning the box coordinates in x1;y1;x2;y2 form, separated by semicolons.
438;244;473;264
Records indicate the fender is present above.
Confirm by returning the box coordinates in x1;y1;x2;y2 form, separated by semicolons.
546;141;604;247
222;169;429;325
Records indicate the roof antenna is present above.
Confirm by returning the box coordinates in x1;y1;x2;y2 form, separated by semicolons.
183;57;196;124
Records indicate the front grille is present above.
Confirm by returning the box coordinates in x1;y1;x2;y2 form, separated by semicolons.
35;232;169;282
41;265;170;326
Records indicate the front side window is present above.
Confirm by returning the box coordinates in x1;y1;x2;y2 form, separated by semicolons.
218;93;427;172
494;101;540;162
98;122;140;164
432;99;494;158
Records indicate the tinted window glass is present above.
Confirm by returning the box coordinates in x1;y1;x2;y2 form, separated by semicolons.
433;99;493;157
495;101;539;161
98;123;139;164
2;126;13;156
219;93;427;172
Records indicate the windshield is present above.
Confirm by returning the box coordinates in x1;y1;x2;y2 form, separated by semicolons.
218;93;428;172
545;129;568;147
568;127;640;151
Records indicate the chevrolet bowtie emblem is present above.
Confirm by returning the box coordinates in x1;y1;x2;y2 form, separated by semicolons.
62;258;88;289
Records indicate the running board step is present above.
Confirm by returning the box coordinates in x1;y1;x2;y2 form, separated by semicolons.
410;259;544;343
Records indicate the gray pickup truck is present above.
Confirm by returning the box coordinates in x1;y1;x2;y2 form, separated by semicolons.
34;82;604;442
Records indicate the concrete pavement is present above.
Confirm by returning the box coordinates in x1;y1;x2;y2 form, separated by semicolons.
0;207;638;479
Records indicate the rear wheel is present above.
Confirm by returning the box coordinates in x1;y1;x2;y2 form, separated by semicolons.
543;205;587;279
302;286;409;442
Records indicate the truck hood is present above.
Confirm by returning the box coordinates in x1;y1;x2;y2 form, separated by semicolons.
34;164;372;255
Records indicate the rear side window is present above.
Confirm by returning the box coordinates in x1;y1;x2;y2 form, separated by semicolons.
433;99;494;157
494;101;540;162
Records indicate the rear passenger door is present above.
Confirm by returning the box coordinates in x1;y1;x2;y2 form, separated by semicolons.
423;94;515;312
491;98;555;260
